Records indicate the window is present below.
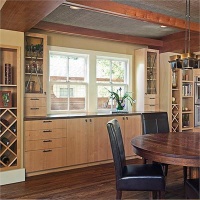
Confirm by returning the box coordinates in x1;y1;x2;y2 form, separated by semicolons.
49;51;88;112
96;57;129;111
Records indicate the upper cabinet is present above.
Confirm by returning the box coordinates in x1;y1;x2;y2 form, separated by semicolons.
135;48;159;111
24;33;47;117
0;44;21;171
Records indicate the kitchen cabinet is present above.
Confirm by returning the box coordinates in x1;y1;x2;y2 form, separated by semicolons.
0;44;21;171
24;114;141;175
66;118;88;166
24;32;47;117
135;48;159;111
24;119;67;173
87;117;111;163
115;115;142;157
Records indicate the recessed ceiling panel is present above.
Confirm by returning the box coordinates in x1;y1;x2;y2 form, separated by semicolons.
43;4;180;39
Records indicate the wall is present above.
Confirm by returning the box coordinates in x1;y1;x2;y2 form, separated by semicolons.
30;29;147;111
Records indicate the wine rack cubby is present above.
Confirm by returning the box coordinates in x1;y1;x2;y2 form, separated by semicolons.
0;45;20;171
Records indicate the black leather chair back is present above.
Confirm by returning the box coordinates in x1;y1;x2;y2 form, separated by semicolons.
107;119;126;180
141;112;169;134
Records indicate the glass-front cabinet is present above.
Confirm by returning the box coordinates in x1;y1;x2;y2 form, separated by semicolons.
24;33;47;117
135;48;159;111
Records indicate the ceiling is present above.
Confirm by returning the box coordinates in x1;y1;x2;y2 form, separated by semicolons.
42;0;200;39
0;0;199;50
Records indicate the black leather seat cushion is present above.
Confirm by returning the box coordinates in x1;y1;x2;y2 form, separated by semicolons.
117;164;165;191
185;178;200;199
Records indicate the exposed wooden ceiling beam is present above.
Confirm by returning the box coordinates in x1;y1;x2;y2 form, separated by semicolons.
0;0;65;32
67;0;200;32
34;21;163;47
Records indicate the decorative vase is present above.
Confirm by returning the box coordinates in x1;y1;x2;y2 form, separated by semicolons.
116;101;125;111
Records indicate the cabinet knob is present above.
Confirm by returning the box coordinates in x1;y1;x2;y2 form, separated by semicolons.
43;140;52;142
30;108;39;110
123;117;125;120
85;119;87;122
43;130;52;133
90;119;92;122
126;117;128;120
30;98;39;100
43;149;52;152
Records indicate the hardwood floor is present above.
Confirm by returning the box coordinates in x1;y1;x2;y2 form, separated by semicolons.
1;159;186;199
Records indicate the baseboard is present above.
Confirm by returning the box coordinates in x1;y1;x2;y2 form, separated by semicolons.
0;168;25;185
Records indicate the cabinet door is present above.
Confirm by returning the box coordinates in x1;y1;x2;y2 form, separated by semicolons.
24;32;47;117
66;118;88;166
25;147;66;173
87;117;109;162
124;115;142;157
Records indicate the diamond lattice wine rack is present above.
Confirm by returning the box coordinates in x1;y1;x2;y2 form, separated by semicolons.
0;44;20;171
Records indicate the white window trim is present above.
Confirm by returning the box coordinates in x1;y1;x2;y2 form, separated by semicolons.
47;46;133;114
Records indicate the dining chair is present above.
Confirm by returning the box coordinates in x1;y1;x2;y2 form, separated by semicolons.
141;112;170;176
141;112;187;180
185;178;200;199
107;119;165;200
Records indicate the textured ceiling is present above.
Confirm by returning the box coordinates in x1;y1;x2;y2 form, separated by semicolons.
113;0;200;23
42;0;199;39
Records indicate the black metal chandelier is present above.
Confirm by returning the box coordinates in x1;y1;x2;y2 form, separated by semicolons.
169;0;199;69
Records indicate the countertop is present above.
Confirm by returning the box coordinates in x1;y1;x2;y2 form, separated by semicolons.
24;111;158;121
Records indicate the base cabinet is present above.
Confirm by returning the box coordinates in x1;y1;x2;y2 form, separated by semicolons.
24;119;67;173
24;115;141;175
115;115;141;157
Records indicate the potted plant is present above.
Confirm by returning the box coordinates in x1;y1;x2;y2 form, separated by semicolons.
106;87;136;111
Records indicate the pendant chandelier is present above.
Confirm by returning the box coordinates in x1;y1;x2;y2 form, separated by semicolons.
169;0;199;69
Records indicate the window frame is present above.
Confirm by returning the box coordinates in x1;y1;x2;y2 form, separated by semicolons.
47;46;133;114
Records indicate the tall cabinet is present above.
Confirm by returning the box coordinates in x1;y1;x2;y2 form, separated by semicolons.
160;52;194;132
0;45;21;171
24;33;47;117
135;48;159;111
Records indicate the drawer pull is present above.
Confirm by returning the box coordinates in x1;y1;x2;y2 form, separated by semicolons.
30;98;39;100
43;149;52;152
30;108;39;110
150;105;155;106
43;120;52;123
43;130;52;133
43;140;52;142
150;98;155;99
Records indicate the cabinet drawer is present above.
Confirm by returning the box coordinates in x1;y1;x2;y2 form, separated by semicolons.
25;97;46;107
25;119;66;130
144;104;159;111
25;129;66;140
144;97;159;104
25;106;46;117
25;147;67;173
25;138;67;151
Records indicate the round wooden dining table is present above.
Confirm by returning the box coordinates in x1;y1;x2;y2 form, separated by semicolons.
131;132;200;167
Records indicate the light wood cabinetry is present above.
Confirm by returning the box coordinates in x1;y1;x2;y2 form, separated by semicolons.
160;53;194;132
87;117;111;163
24;33;47;117
115;115;141;157
0;45;21;171
24;119;67;173
135;48;159;111
24;114;141;175
66;118;88;166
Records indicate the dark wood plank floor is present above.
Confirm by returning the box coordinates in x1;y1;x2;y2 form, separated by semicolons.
1;159;186;199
